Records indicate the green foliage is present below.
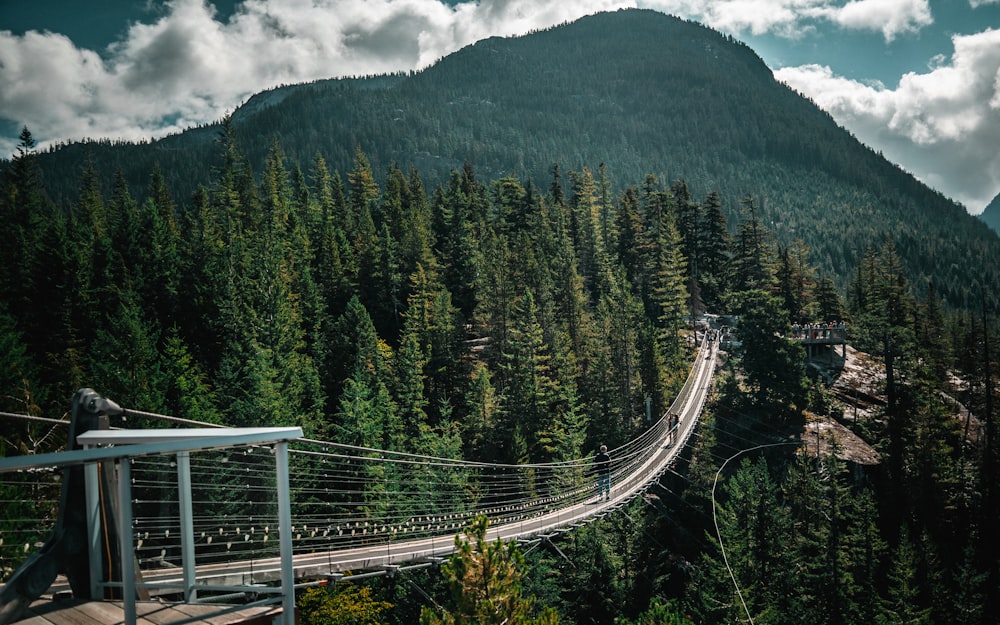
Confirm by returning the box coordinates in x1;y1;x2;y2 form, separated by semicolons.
298;583;393;625
15;11;999;314
878;529;932;625
2;15;999;618
615;598;694;625
0;306;41;416
730;289;806;415
420;516;559;625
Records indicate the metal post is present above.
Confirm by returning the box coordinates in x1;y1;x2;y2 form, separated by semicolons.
84;459;102;599
276;442;295;625
117;458;136;624
176;452;197;602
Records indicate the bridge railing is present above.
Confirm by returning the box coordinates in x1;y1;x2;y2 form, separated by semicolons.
3;335;717;616
132;339;715;585
0;426;302;625
792;325;847;343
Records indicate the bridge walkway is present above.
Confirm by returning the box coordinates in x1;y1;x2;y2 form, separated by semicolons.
0;338;719;625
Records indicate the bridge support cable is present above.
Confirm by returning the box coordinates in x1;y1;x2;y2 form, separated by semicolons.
710;442;803;625
133;339;715;588
1;335;719;609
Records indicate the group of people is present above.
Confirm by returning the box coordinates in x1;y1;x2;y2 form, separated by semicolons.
791;320;846;340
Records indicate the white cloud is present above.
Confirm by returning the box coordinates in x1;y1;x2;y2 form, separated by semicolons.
3;0;995;213
639;0;822;38
970;0;1000;8
812;0;933;42
642;0;932;40
775;28;1000;212
0;0;634;156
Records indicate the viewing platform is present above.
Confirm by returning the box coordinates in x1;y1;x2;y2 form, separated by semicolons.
793;323;847;362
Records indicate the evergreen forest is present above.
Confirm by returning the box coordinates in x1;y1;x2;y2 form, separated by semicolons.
8;9;1000;312
2;8;999;625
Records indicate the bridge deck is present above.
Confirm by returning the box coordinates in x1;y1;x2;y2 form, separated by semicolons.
3;339;719;625
140;338;718;589
17;598;280;625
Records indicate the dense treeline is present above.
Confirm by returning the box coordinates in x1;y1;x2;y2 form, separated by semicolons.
8;9;1000;313
670;236;999;625
1;125;708;454
3;115;998;623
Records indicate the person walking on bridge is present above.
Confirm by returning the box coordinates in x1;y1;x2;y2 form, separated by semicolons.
595;445;612;501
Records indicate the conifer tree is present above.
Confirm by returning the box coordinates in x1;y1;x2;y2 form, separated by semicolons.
350;148;383;323
559;523;626;624
591;266;645;444
849;240;917;516
88;289;166;412
775;239;816;323
648;202;688;368
879;530;932;625
463;361;500;460
595;163;618;257
615;185;645;288
916;281;949;383
138;194;181;322
732;289;806;415
476;228;515;360
551;227;592;362
949;539;987;625
549;163;565;210
160;328;222;425
697;190;730;309
434;166;483;321
844;489;886;625
403;263;462;424
497;288;557;464
0;306;42;415
31;196;79;404
731;195;775;293
420;516;559;625
331;296;402;517
617;598;694;625
309;154;355;321
782;454;856;625
671;179;699;281
74;159;114;328
395;318;430;442
568;167;604;291
691;456;788;624
0;129;47;351
536;330;587;468
175;185;224;368
814;277;845;324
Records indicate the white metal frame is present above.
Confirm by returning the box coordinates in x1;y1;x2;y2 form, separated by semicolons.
0;426;302;625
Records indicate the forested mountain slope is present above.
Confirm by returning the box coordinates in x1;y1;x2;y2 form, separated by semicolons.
9;8;1000;309
981;193;1000;235
4;9;1000;624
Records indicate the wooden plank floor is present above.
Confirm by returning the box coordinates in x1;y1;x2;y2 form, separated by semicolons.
16;598;281;625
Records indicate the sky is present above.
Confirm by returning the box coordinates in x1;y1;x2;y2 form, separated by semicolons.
2;0;999;215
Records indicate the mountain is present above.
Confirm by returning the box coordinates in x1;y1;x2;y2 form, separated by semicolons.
981;193;1000;235
9;8;1000;310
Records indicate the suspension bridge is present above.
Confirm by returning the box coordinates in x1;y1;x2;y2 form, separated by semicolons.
0;336;718;625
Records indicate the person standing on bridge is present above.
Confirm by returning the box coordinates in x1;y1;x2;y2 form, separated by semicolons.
595;445;612;501
668;412;679;446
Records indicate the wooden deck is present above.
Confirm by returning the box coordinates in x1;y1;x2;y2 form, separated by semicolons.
15;598;281;625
